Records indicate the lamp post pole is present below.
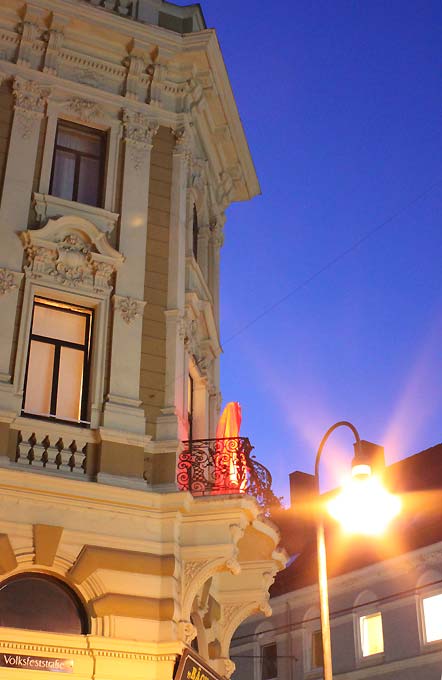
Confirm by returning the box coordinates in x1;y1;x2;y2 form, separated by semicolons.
314;421;362;680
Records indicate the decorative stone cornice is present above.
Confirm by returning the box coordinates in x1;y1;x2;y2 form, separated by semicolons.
112;295;146;325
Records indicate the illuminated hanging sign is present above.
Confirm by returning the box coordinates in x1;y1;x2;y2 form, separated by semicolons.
174;649;225;680
0;653;73;673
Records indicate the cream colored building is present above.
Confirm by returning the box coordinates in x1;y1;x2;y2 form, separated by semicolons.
0;1;286;678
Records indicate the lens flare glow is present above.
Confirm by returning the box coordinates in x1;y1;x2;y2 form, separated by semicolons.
326;475;401;535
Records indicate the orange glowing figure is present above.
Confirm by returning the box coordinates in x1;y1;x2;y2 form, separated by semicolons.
214;402;247;492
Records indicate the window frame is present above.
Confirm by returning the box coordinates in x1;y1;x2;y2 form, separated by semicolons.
21;297;94;426
310;629;323;671
49;120;107;208
261;642;277;680
187;373;194;442
418;590;442;648
0;572;89;635
355;610;384;663
192;203;198;260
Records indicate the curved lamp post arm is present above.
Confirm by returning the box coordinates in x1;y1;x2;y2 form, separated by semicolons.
314;420;362;481
314;421;362;680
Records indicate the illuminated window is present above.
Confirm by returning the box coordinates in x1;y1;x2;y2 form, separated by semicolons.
422;594;442;643
360;612;384;657
192;204;198;260
262;643;277;680
311;629;323;668
50;121;106;207
22;298;93;424
188;374;194;440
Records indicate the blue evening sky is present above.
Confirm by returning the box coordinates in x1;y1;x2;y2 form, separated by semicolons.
191;1;442;500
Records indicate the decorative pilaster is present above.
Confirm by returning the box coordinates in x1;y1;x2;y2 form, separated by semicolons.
103;110;158;436
209;216;225;330
197;223;210;281
17;5;46;69
156;128;189;441
124;41;152;101
0;77;49;389
43;15;69;76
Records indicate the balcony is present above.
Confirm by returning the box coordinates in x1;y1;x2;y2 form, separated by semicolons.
177;437;274;507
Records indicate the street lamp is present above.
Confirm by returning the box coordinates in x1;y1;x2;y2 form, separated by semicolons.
314;421;401;680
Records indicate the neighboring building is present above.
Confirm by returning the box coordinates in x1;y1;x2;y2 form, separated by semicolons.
231;443;442;680
0;1;285;678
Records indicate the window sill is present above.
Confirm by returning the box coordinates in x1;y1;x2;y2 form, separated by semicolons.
33;193;119;234
356;652;385;668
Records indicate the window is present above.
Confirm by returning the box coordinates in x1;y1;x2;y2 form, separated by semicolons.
311;629;323;669
360;612;384;657
261;643;277;680
422;594;442;643
0;573;88;634
22;298;93;424
50;121;106;207
188;374;194;441
192;204;198;260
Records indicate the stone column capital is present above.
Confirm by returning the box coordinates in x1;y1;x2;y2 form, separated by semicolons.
122;110;159;149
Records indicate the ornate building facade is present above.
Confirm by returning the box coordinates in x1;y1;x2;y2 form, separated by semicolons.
0;1;285;677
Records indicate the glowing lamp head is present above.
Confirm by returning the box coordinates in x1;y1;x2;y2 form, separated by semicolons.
326;466;401;535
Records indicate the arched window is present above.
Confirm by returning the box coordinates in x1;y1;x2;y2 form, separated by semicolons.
0;573;89;634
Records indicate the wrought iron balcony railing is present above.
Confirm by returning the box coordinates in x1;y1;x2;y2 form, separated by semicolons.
177;437;274;507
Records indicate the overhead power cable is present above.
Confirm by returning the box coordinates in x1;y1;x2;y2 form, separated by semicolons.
222;177;442;347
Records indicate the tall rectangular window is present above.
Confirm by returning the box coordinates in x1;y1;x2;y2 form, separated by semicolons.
311;629;323;668
360;612;384;657
422;594;442;643
50;121;106;207
187;374;194;441
22;298;93;424
262;643;277;680
192;204;198;260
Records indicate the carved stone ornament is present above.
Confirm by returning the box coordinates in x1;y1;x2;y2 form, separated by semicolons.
21;215;124;293
183;559;210;590
122;110;158;172
113;295;145;324
65;97;103;123
177;621;197;645
222;659;236;680
172;126;191;159
210;221;224;249
183;315;213;378
0;268;23;296
13;77;50;139
190;157;207;191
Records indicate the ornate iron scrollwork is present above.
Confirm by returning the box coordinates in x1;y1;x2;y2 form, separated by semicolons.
177;437;274;507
